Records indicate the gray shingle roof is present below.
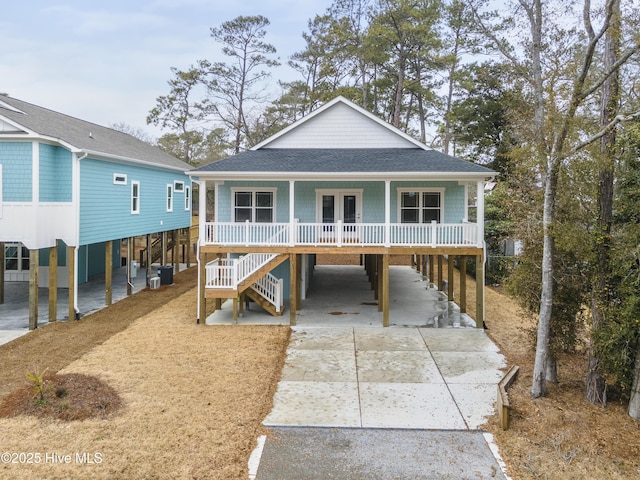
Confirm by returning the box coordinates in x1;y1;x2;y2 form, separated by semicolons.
192;148;495;175
0;95;189;171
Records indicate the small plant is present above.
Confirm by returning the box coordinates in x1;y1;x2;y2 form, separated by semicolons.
25;368;48;404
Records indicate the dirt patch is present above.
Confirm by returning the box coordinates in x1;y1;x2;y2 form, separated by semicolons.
0;373;122;422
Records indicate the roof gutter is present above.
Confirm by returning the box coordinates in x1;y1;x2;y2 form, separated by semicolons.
80;148;188;173
187;171;496;182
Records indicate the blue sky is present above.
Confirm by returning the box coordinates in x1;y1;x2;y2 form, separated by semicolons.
1;0;332;138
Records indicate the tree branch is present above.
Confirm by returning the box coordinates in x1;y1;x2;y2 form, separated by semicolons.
580;43;640;100
469;5;523;71
569;110;640;155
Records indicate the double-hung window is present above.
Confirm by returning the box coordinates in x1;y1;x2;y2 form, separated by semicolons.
399;189;443;223
131;181;140;214
166;184;173;212
233;189;275;223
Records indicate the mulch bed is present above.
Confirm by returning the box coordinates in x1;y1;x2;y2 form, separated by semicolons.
0;373;122;422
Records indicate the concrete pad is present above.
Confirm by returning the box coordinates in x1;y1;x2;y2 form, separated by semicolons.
420;328;501;352
289;327;354;350
448;383;499;430
263;381;361;427
356;350;444;383
281;350;357;382
256;427;508;480
0;329;30;345
359;382;467;429
432;351;507;384
354;327;427;351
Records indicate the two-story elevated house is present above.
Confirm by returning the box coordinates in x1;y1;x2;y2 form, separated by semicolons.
189;96;495;327
0;95;192;328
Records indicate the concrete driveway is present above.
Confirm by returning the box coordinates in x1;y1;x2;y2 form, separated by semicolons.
264;326;505;429
255;326;510;479
247;265;511;479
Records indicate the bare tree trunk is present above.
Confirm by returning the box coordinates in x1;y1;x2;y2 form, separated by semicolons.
532;155;559;398
392;55;405;128
586;0;620;405
528;0;553;400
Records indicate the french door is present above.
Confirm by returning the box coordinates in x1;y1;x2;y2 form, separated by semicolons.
317;190;362;238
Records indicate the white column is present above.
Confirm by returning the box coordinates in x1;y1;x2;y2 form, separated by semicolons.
198;180;207;243
476;180;485;247
289;180;296;246
384;180;391;247
463;182;469;222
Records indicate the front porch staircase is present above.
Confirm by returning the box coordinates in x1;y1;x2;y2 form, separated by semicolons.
205;253;287;317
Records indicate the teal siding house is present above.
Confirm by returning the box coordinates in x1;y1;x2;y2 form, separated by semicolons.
189;96;495;327
0;95;192;327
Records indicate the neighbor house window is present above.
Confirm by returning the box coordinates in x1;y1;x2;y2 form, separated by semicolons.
131;181;140;214
399;189;443;223
184;186;191;211
5;244;29;271
174;181;184;192
233;189;275;223
113;173;127;185
167;184;173;212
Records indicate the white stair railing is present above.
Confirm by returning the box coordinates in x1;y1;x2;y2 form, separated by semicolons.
251;272;283;313
205;253;277;289
205;253;284;314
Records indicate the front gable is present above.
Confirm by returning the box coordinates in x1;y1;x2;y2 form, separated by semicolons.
253;96;426;150
0;118;29;135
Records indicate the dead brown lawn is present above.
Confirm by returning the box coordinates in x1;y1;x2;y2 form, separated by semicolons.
1;258;639;479
0;268;289;479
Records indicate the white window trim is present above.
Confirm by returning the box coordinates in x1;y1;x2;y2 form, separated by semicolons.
174;180;184;192
113;173;127;185
314;189;363;223
397;187;445;223
4;243;29;272
184;185;191;211
166;184;173;212
131;180;140;214
230;187;277;223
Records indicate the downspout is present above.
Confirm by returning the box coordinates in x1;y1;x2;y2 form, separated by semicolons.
196;179;207;323
72;151;88;317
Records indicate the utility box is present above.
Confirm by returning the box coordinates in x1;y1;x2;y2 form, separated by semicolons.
149;276;161;289
158;265;173;285
130;260;138;279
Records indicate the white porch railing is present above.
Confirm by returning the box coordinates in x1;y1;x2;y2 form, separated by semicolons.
204;220;479;248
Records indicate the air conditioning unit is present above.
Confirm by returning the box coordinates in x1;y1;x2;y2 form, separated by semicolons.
150;276;161;289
